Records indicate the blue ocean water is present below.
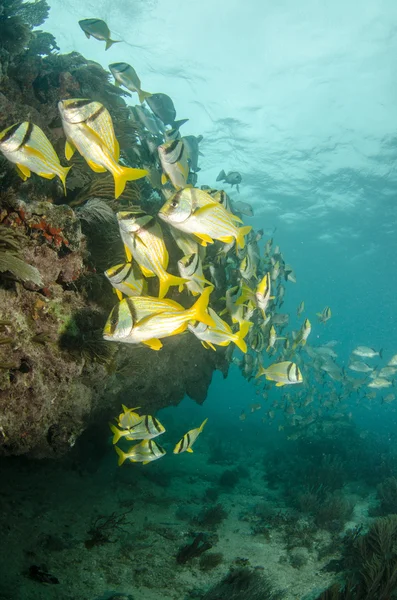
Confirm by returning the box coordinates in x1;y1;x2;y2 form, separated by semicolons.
1;1;397;598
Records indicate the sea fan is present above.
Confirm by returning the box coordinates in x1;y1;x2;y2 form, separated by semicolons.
76;199;116;226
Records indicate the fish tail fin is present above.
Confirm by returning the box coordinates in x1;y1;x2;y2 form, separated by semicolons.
199;418;208;432
216;169;226;182
236;225;252;249
114;166;148;199
114;445;127;466
138;89;152;104
109;423;122;445
379;348;384;359
59;165;72;195
255;364;267;379
106;38;121;51
187;286;216;327
158;272;188;299
234;320;252;353
173;118;189;130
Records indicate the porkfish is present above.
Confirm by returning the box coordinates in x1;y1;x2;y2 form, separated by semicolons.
103;286;216;350
173;418;208;454
58;99;147;199
0;122;71;193
158;187;251;249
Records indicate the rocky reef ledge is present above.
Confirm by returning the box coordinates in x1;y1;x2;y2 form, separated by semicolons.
0;0;227;458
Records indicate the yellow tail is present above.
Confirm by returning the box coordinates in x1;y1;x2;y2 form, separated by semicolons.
114;166;148;199
187;287;216;327
109;423;122;445
236;225;252;249
114;445;127;466
255;364;267;379
105;38;121;51
199;418;208;432
233;320;252;353
159;272;188;299
138;89;152;104
59;165;72;195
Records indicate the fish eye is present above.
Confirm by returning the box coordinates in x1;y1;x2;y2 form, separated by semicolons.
171;199;178;208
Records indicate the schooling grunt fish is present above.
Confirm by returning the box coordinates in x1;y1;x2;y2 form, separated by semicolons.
177;252;211;296
158;139;189;190
352;346;383;359
109;62;151;104
58;99;148;199
104;262;145;300
188;308;251;353
78;19;120;50
115;439;166;466
117;211;187;298
256;361;303;387
158;187;252;249
103;286;216;350
173;418;208;454
182;134;203;173
0;122;71;193
216;169;242;193
146;93;188;128
109;414;165;444
316;306;332;324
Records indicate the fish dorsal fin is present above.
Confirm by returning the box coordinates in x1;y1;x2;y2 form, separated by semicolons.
65;140;76;161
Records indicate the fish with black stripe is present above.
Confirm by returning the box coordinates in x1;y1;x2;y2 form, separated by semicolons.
158;138;189;189
255;361;303;387
104;262;145;299
58;99;147;199
177;252;211;296
117;211;187;298
173;418;208;454
0;122;71;193
109;414;165;444
115;439;166;466
79;19;120;50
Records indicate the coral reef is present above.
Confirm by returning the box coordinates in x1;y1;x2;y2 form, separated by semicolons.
202;567;285;600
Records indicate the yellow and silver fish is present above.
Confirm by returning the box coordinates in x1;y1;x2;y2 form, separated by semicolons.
173;418;208;454
158;139;189;190
256;361;303;387
316;306;332;324
210;189;233;213
115;439;166;466
255;272;273;319
159;187;251;249
109;62;151;104
297;301;305;318
58;99;147;199
117;405;142;429
104;262;145;299
221;286;246;325
117;211;186;298
79;19;120;50
188;308;251;353
292;319;311;349
178;252;211;296
103;286;215;350
169;226;201;257
0;122;71;193
109;414;165;444
267;325;284;352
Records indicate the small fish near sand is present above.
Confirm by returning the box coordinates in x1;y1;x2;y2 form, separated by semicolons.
0;122;71;193
79;18;120;50
173;418;208;454
216;169;242;192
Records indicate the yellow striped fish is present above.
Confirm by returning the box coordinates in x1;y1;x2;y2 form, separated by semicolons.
177;252;211;296
158;187;252;249
256;361;303;387
103;286;216;350
117;405;141;429
117;211;186;298
158;139;189;189
104;262;145;300
115;439;166;466
188;308;251;353
58;99;147;199
0;122;71;193
173;418;208;454
109;414;165;444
